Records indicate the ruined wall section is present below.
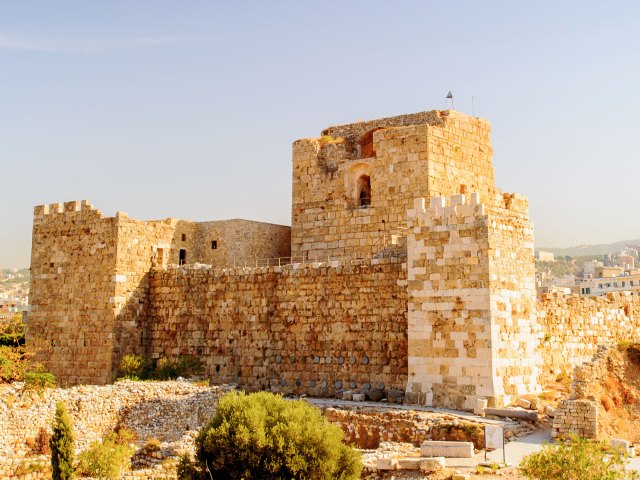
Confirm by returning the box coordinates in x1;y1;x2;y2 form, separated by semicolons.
193;220;291;267
406;193;539;410
28;201;120;385
537;293;640;383
291;110;496;263
147;259;408;397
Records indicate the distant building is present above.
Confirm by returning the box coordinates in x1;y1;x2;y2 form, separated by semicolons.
579;273;640;296
582;259;603;278
535;250;555;262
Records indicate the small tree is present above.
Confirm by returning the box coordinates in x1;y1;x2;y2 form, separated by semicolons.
178;391;362;480
50;401;75;480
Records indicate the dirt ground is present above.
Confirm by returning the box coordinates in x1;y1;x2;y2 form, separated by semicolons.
595;343;640;443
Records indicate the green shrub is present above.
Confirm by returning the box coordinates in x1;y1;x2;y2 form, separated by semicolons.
115;354;202;381
152;355;202;380
178;391;362;480
50;401;75;480
520;434;638;480
77;430;135;480
115;354;152;380
0;315;25;346
23;365;56;394
0;345;24;381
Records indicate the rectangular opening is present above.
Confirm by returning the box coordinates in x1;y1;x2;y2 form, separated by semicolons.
211;240;217;250
181;233;187;242
179;249;187;265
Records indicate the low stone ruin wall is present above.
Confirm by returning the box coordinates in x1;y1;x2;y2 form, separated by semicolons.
551;347;608;439
0;381;227;479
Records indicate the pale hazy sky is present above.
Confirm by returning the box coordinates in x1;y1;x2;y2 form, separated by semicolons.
2;1;640;268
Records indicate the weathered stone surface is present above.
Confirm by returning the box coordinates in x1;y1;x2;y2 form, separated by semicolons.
420;440;474;458
0;381;227;479
610;438;631;453
484;408;538;421
420;456;446;473
517;398;531;409
367;388;383;402
376;457;398;470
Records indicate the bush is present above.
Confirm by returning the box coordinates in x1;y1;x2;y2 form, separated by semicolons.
0;314;25;346
34;427;51;455
115;354;202;381
178;391;362;480
152;355;202;380
77;429;135;480
50;401;75;480
520;434;638;480
115;354;152;380
24;365;56;394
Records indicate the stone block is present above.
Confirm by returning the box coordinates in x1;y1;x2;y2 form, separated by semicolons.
484;408;538;421
517;398;531;409
341;390;352;401
352;393;365;402
452;474;471;480
420;457;446;473
420;440;474;458
366;388;383;402
397;458;422;470
376;457;398;471
474;398;487;416
610;439;630;454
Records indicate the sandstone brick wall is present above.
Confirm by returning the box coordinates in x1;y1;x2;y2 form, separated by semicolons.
28;201;121;385
405;192;539;410
29;202;290;384
291;110;496;263
193;219;291;267
537;292;640;383
146;259;408;397
486;193;540;403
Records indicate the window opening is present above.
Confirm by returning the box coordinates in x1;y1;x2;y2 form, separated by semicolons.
181;233;187;242
358;175;371;207
179;249;187;265
211;240;218;250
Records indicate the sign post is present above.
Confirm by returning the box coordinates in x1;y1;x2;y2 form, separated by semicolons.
484;425;505;465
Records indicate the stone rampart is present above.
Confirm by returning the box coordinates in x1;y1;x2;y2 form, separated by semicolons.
146;258;408;397
537;292;640;382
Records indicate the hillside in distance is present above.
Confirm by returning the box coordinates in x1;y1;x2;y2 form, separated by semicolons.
539;239;640;257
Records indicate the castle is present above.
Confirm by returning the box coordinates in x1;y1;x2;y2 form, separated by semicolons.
27;109;640;411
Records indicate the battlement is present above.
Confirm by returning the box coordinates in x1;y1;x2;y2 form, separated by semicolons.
33;200;102;219
408;193;486;226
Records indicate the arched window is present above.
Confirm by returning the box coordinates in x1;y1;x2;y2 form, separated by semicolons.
358;175;371;207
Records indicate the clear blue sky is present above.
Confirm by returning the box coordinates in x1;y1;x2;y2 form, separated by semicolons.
2;1;639;268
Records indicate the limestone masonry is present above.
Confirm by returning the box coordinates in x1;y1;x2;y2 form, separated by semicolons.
28;109;640;411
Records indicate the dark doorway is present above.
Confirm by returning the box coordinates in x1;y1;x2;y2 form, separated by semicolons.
179;249;187;265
